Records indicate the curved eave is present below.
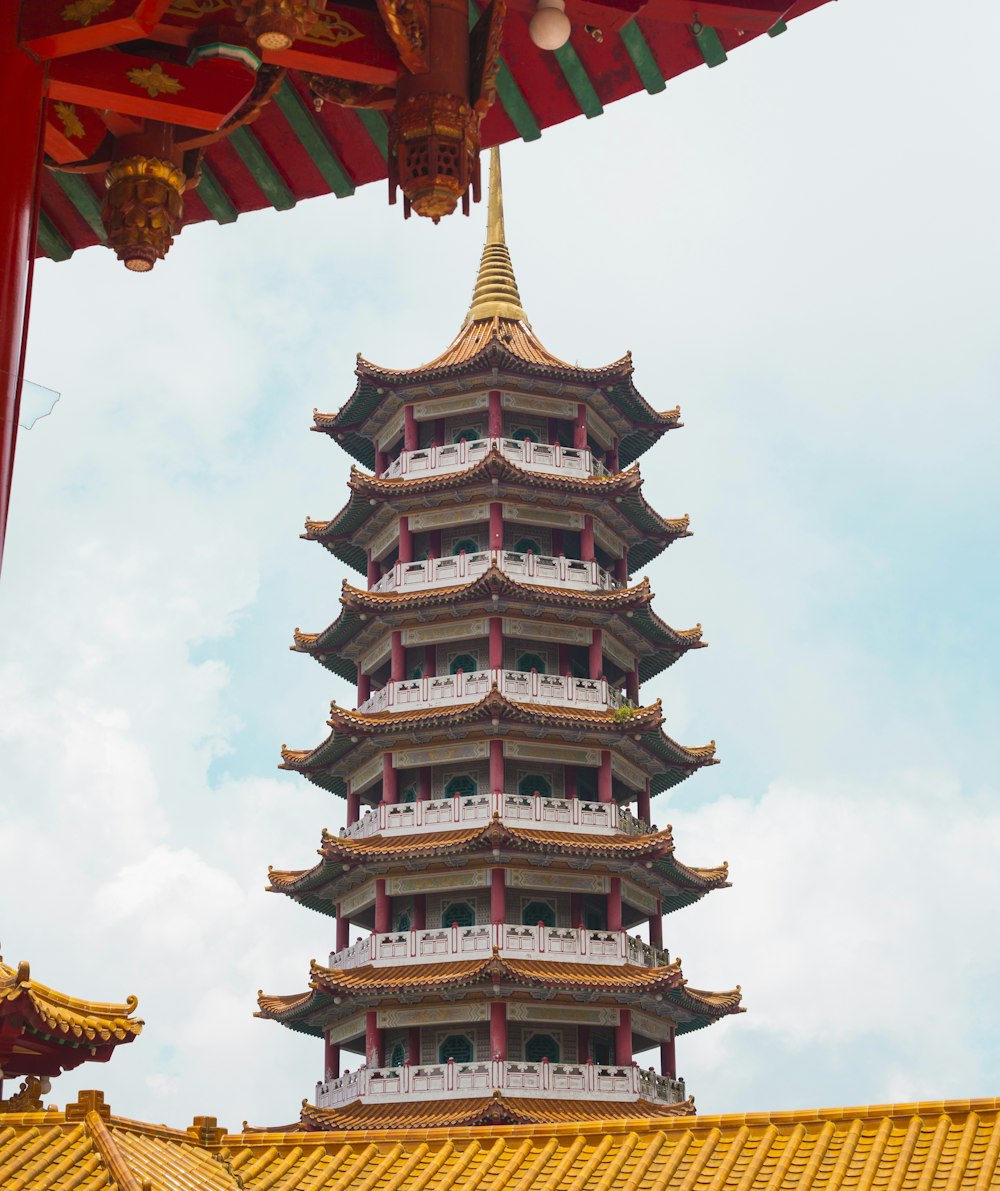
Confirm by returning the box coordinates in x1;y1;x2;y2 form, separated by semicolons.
642;730;718;795
0;960;144;1047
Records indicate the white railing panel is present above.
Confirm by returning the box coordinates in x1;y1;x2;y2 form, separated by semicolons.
367;549;621;595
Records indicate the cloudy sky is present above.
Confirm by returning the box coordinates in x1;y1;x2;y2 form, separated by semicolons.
2;0;999;1131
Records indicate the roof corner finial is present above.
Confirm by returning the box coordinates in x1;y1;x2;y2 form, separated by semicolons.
465;146;529;326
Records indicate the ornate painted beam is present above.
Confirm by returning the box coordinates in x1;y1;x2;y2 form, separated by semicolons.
469;1;541;143
691;23;727;67
228;126;297;210
43;100;107;164
553;42;604;119
196;162;239;224
273;80;356;198
356;110;389;160
619;20;667;94
50;172;107;242
37;211;73;262
20;0;173;60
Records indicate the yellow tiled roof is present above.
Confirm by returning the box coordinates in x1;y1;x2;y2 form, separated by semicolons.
1;1093;998;1191
0;958;143;1044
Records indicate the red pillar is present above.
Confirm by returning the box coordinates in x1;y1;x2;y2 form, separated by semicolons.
366;1011;384;1067
661;1027;676;1078
574;403;588;449
608;441;620;472
638;781;651;825
570;892;583;927
404;404;418;450
552;527;564;556
490;1001;507;1061
346;786;360;824
565;765;577;799
490;502;503;550
408;1026;421;1064
598;751;613;803
418;769;432;800
390;631;405;680
581;516;595;562
615;549;629;584
325;1034;341;1080
489;617;503;669
607;877;622;931
615;1009;632;1065
375;880;391;933
366;550;381;588
433;419;445;447
429;528;442;558
0;9;45;573
335;906;349;951
424;644;436;677
488;390;503;439
489;738;504;793
626;664;639;704
382;754;398;804
375;447;387;476
578;1024;590;1063
357;665;371;705
491;868;505;923
398;516;413;563
413;893;426;930
589;629;603;680
649;903;663;949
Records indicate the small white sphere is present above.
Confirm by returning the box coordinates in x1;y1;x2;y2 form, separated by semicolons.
530;0;571;50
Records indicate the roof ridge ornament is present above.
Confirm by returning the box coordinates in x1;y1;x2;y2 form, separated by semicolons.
465;146;530;327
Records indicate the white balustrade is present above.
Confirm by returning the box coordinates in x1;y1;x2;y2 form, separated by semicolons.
370;549;620;595
357;667;627;715
315;1059;685;1108
342;791;651;839
382;437;608;482
328;922;669;971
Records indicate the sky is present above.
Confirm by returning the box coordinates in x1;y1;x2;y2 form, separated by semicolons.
2;0;999;1131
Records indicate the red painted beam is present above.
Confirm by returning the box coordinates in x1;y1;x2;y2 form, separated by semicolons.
47;49;257;132
263;8;403;87
44;99;107;164
19;0;174;60
642;0;793;31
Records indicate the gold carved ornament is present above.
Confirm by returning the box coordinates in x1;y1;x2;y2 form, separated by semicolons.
102;156;187;272
469;0;507;116
376;0;429;73
126;63;185;98
53;102;86;140
231;0;328;50
0;1076;44;1114
62;0;113;24
389;92;481;221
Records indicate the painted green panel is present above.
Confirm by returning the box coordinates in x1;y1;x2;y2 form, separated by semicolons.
356;109;389;160
468;1;541;142
620;20;666;95
692;23;727;67
51;171;107;242
553;41;603;118
274;80;355;198
36;212;72;262
228;125;296;210
196;162;239;224
768;18;787;36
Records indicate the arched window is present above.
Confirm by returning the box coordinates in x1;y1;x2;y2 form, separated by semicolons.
514;537;542;555
441;902;475;928
389;1041;406;1068
410;663;424;680
525;1033;560;1063
395;910;411;932
444;775;477;798
450;652;478;675
511;427;539;443
518;774;552;798
522;901;556;928
516;652;546;674
452;538;480;556
438;1035;474;1063
453;428;481;444
401;784;417;804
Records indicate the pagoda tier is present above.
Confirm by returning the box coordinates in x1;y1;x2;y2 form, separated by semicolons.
262;149;738;1127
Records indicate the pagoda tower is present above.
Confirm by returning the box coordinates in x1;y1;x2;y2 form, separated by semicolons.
258;150;742;1130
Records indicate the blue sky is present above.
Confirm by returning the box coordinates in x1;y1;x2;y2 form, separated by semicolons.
2;0;998;1129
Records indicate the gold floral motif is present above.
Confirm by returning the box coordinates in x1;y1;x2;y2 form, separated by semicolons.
102;155;187;272
53;102;86;140
306;10;364;49
167;0;230;14
126;63;185;98
62;0;113;24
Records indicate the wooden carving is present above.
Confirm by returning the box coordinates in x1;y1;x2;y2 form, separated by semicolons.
376;0;429;74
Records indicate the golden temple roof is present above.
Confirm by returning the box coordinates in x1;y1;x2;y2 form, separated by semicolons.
0;957;143;1047
1;1093;998;1191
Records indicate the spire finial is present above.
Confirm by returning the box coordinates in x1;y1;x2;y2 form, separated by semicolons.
465;146;529;326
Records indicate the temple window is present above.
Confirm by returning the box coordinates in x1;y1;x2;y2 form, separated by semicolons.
522;900;556;927
395;910;412;931
525;1033;560;1063
511;426;539;443
449;653;478;675
438;1035;474;1064
444;775;478;798
453;427;481;444
441;902;475;928
401;785;418;803
516;652;546;674
513;537;542;555
389;1041;406;1068
517;774;552;798
410;664;424;680
452;538;480;556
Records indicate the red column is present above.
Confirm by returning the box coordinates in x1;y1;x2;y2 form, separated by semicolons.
649;903;663;949
607;441;620;472
638;782;651;825
608;877;622;931
325;1033;340;1080
489;738;504;793
490;502;503;550
615;1009;632;1065
661;1027;676;1078
598;751;613;803
366;1011;384;1067
398;516;413;563
589;630;603;680
375;880;391;933
489;617;503;669
408;1027;421;1064
615;549;629;584
565;765;577;799
433;419;445;447
367;550;381;588
404;404;418;450
558;643;571;676
382;754;398;804
346;785;360;824
488;390;503;439
418;769;432;800
490;1001;507;1061
574;403;588;449
578;1024;590;1063
626;664;639;704
0;10;45;573
424;644;436;677
570;892;583;927
413;893;426;930
375;448;387;476
581;516;595;562
357;665;371;705
335;907;349;951
429;528;442;557
390;631;405;680
491;868;505;923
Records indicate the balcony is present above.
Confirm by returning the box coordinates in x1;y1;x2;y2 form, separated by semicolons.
382;437;608;482
358;667;628;715
328;923;669;971
315;1059;685;1108
342;791;651;840
370;549;621;595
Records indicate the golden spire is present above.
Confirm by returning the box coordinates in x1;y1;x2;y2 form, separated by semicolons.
465;146;529;326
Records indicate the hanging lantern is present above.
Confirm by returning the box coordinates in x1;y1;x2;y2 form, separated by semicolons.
231;0;327;51
389;93;481;222
103;154;186;272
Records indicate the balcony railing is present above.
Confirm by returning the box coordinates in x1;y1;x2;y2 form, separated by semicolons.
328;923;669;971
316;1059;685;1108
358;667;627;715
371;549;621;595
316;1062;685;1105
382;437;608;482
342;791;651;840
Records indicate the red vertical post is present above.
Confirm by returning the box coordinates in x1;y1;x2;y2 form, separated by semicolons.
626;663;639;704
433;419;445;446
490;1001;507;1060
581;516;595;562
574;404;588;449
615;1009;632;1065
638;781;651;825
0;9;45;573
552;527;564;556
335;906;349;951
412;893;426;930
607;440;620;472
398;516;413;563
324;1034;340;1080
570;892;583;926
346;785;360;824
661;1027;676;1078
489;738;504;792
589;629;603;680
578;1024;590;1063
488;390;503;439
547;417;560;445
404;404;418;450
418;768;432;800
489;502;503;550
367;550;381;588
607;877;622;931
424;644;436;677
598;750;613;803
429;528;442;557
357;665;371;705
390;631;405;680
366;1011;384;1067
375;447;387;476
375;880;391;933
489;616;503;669
408;1027;421;1064
565;765;577;799
491;868;505;923
615;549;629;584
649;902;663;949
382;754;398;804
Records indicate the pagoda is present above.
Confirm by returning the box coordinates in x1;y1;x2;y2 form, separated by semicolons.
257;148;742;1129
